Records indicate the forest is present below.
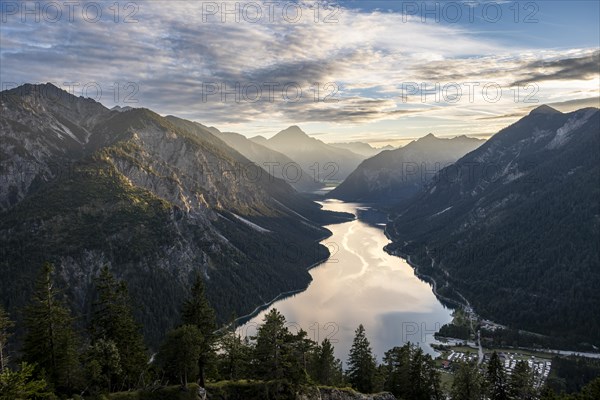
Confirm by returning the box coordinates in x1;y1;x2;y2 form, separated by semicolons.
1;264;599;400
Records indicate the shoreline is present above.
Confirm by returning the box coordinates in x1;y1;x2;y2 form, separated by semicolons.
384;245;465;310
230;254;332;328
383;235;600;358
224;211;352;331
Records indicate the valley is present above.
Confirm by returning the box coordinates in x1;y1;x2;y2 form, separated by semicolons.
238;200;454;361
1;1;600;398
1;90;599;400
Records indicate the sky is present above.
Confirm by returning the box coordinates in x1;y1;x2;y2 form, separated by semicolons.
1;0;599;146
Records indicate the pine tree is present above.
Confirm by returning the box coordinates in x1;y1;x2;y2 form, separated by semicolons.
410;346;444;400
409;346;426;399
382;343;443;400
0;362;56;400
487;352;509;400
285;328;314;384
181;274;217;387
22;263;81;394
85;338;122;393
509;360;536;400
0;305;14;372
579;377;600;400
217;329;250;381
253;308;290;381
347;324;377;393
451;361;484;400
90;266;148;391
310;338;343;386
157;325;204;388
382;344;411;397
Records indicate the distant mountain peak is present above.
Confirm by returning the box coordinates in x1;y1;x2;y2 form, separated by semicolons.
530;104;562;115
417;133;437;141
111;105;134;112
6;82;67;98
276;125;308;138
250;135;267;142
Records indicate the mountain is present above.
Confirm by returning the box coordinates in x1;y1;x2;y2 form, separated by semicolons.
174;122;322;192
385;106;600;344
0;83;113;209
251;126;366;182
329;142;394;157
111;105;135;112
329;134;484;204
249;135;269;145
0;83;351;347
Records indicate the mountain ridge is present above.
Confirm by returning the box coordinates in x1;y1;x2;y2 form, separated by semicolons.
329;134;484;204
180;122;322;192
251;126;367;182
385;106;600;344
0;83;351;347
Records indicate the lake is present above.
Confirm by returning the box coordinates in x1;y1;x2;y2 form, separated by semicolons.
238;199;453;363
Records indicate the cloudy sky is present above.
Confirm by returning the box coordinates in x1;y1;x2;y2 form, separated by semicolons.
1;0;599;145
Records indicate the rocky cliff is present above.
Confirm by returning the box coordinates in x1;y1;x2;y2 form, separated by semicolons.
0;83;350;347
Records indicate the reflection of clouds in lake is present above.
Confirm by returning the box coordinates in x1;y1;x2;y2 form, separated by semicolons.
239;201;453;361
375;312;448;358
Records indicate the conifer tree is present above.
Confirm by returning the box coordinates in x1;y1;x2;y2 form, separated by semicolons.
509;360;536;400
22;263;81;394
347;324;377;393
382;344;411;396
157;324;204;388
310;338;343;386
382;343;443;400
181;274;217;387
85;338;122;393
217;329;250;381
487;351;509;400
451;361;484;400
90;266;147;391
253;308;290;381
0;362;56;400
285;328;314;384
579;377;600;400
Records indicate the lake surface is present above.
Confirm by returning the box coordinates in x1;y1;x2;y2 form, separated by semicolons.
238;199;453;362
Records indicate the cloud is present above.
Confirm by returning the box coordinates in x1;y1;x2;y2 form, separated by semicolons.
0;0;598;133
547;96;600;111
512;51;600;86
476;112;525;120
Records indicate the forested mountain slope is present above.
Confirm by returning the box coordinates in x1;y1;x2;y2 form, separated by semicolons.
173;121;322;192
0;83;350;346
330;134;483;204
386;106;600;344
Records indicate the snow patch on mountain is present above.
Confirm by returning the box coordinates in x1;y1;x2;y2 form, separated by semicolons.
51;120;81;143
231;213;272;233
547;110;595;149
431;206;452;217
504;171;525;183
